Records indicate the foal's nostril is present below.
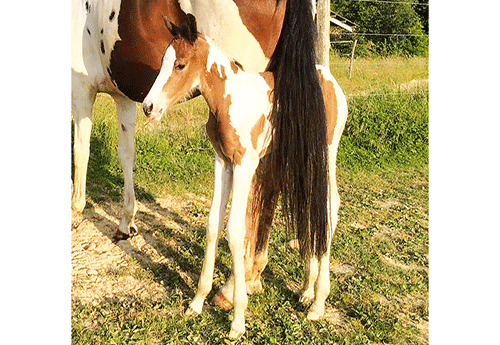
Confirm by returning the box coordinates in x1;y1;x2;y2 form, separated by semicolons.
143;102;153;117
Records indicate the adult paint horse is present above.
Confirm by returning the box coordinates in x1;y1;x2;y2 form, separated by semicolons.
71;0;285;238
71;0;327;315
143;14;348;338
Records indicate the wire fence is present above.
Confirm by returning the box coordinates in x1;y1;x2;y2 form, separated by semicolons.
350;0;428;6
328;0;428;85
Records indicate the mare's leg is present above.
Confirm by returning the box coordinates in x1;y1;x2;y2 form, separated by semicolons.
187;155;232;315
226;157;259;339
72;77;96;212
114;96;138;240
306;155;340;320
300;255;319;304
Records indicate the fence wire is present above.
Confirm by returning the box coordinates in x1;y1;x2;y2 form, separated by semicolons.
350;0;429;5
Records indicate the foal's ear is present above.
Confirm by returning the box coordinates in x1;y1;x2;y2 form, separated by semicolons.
163;16;180;38
180;13;198;45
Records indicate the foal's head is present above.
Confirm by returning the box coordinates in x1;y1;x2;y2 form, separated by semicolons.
143;14;207;120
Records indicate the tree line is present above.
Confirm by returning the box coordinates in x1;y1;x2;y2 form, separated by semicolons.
330;0;428;56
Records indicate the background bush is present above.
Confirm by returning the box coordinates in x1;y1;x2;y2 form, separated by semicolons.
330;0;429;57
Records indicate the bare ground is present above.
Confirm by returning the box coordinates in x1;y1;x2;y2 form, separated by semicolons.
72;194;427;341
71;195;209;306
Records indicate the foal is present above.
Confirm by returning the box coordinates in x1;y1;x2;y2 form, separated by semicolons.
143;15;348;339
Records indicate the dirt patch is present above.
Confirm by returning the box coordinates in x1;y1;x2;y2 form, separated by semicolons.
399;79;428;90
71;196;208;305
379;254;428;272
374;198;400;209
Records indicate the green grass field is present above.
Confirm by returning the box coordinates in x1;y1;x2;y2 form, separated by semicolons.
72;55;428;344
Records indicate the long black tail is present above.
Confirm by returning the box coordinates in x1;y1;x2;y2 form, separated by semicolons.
261;0;329;259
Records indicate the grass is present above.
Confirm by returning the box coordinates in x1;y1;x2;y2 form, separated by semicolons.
72;55;428;344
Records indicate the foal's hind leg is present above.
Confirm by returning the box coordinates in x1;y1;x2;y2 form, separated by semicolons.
72;78;96;212
114;96;138;240
246;187;277;294
187;155;232;315
212;162;277;308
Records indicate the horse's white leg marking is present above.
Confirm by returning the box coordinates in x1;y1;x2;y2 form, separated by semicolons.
226;156;259;339
300;254;319;304
71;76;96;212
114;96;138;236
187;155;233;315
307;145;341;320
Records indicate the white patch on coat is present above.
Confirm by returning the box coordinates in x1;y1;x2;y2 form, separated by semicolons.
226;74;273;157
206;38;232;78
179;0;268;73
72;0;122;94
204;39;273;156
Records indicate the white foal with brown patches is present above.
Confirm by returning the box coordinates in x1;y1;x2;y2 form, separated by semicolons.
143;15;347;339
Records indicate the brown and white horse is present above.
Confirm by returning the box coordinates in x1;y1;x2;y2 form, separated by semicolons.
72;0;331;319
143;14;347;338
71;0;285;237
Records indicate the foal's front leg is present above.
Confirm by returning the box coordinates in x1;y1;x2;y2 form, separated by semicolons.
226;157;259;339
187;155;232;315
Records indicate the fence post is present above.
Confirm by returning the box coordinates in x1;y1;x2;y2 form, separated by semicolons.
315;0;330;68
348;39;358;78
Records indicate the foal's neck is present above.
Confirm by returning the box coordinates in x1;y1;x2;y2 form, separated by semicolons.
200;38;242;115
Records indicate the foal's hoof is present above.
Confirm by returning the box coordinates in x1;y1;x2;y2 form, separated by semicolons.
228;329;244;340
246;279;263;294
306;305;324;321
211;290;233;311
299;295;313;305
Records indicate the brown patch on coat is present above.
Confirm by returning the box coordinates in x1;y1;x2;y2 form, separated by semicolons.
317;70;338;145
250;115;266;150
230;60;242;74
109;0;187;102
108;1;285;102
203;62;246;165
234;0;286;58
259;72;275;104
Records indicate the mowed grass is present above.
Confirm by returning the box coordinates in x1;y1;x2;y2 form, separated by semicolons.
72;56;428;344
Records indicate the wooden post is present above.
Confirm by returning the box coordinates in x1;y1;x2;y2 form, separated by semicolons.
315;0;330;68
348;39;357;78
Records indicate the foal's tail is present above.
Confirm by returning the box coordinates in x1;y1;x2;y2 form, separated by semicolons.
259;0;329;259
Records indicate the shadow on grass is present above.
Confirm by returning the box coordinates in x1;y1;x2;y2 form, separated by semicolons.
72;118;306;317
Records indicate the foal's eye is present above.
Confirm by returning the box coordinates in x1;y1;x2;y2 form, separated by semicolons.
175;63;186;71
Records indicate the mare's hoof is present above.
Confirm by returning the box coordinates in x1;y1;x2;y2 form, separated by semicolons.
185;306;200;317
114;224;138;242
129;223;138;237
113;230;130;242
211;290;233;311
228;329;244;340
